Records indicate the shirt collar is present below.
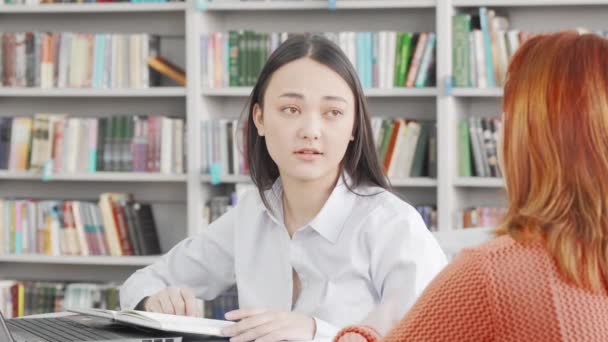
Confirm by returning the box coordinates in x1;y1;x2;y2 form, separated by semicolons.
260;173;358;244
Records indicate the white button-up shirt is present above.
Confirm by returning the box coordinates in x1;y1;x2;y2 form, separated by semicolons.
120;176;447;338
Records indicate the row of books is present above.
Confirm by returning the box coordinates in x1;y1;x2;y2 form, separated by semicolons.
0;193;162;256
415;205;436;232
200;119;247;177
201;31;436;89
0;32;165;89
451;8;608;88
452;8;512;88
0;281;119;319
458;116;501;178
201;184;252;227
0;114;186;174
460;206;506;229
372;118;436;178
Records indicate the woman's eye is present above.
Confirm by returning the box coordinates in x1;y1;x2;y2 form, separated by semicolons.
282;106;300;115
328;109;343;117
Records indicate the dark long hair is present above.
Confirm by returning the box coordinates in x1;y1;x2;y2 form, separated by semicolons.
244;34;389;209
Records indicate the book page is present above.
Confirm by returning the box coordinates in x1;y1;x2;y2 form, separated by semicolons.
118;310;234;336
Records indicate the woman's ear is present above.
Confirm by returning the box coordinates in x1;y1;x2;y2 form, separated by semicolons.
253;103;265;136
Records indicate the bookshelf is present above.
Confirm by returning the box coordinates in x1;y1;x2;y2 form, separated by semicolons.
0;87;186;98
203;0;436;11
200;86;438;97
450;87;502;97
0;254;159;266
0;171;187;182
452;0;608;6
0;3;187;13
0;3;189;283
0;87;187;97
453;177;504;188
1;0;602;286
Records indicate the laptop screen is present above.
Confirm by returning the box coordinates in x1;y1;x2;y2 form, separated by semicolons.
0;311;15;342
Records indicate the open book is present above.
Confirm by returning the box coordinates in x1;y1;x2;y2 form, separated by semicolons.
67;308;234;336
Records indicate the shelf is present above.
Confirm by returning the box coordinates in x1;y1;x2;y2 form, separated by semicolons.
201;87;252;97
200;174;437;187
0;87;186;97
203;0;435;10
451;87;503;97
0;254;160;266
0;171;40;180
365;87;438;97
200;174;252;184
0;3;187;13
454;177;504;188
390;177;437;187
0;171;187;182
201;87;437;97
453;0;608;6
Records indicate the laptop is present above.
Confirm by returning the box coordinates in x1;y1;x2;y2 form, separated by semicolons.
0;309;184;342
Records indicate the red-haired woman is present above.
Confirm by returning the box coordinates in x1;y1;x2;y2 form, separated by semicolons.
335;31;608;342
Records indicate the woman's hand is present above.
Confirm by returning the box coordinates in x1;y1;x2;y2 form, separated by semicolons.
144;287;202;317
221;308;316;342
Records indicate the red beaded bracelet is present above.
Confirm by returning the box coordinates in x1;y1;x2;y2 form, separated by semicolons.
334;325;381;342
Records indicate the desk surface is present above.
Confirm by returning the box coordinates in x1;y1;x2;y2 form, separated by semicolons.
17;312;229;342
18;312;331;342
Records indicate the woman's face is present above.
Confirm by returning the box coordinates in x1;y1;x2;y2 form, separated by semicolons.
253;57;356;183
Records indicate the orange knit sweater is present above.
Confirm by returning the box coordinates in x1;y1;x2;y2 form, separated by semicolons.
336;235;608;341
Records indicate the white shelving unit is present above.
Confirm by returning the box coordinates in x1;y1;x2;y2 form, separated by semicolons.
0;87;186;97
0;171;187;182
200;87;438;97
203;0;435;11
452;0;608;6
3;0;604;282
199;175;438;187
200;174;252;184
450;87;502;97
0;2;187;13
0;3;189;282
454;177;504;188
0;255;159;266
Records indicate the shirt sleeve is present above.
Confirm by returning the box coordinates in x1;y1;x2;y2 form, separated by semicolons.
119;205;237;310
361;205;448;335
381;249;494;341
313;316;341;339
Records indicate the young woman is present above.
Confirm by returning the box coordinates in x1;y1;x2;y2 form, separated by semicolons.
335;31;608;342
120;35;446;342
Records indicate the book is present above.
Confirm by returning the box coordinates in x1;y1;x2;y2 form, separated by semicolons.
67;308;234;336
147;56;186;86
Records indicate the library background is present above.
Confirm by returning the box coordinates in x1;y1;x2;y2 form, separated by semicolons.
0;0;597;320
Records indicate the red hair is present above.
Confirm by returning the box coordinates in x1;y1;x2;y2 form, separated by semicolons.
500;32;608;292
